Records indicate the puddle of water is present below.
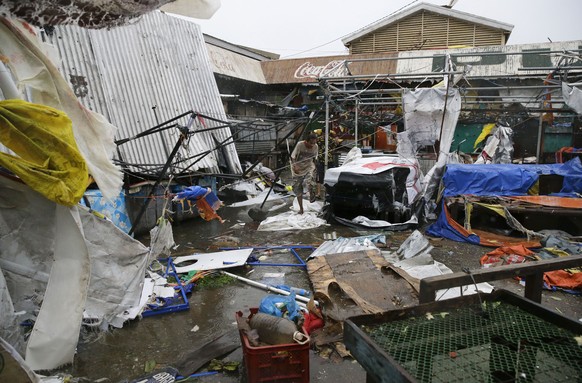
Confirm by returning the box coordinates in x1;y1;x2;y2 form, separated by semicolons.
54;202;358;381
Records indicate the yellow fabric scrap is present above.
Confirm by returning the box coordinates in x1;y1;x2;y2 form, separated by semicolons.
473;202;507;218
464;201;473;231
474;123;496;149
0;99;88;206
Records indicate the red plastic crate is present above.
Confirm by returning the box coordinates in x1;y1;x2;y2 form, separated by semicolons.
236;309;310;383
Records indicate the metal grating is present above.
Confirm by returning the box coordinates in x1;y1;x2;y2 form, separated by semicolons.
361;301;582;383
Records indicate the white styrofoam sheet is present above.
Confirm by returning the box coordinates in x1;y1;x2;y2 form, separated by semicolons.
173;248;253;273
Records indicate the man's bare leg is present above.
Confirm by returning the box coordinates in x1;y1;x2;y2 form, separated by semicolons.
297;194;304;214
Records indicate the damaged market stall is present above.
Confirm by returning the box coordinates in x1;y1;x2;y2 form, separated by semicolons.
323;151;422;230
46;11;245;234
427;157;582;246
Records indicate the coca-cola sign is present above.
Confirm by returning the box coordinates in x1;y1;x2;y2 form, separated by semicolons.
294;60;348;79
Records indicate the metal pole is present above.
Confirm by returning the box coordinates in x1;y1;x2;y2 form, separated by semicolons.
128;130;187;236
536;106;544;164
354;99;359;148
324;98;330;172
221;271;310;308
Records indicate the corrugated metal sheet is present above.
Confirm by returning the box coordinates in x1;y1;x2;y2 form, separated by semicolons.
50;11;241;176
342;2;513;47
349;10;507;55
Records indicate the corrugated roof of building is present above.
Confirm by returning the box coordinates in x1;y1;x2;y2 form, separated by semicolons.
341;2;514;46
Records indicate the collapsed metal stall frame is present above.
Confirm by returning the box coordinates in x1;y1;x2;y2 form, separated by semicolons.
317;48;582;168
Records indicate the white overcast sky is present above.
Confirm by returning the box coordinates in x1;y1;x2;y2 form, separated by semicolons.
193;0;582;58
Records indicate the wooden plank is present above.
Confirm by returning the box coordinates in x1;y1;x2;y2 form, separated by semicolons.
419;254;582;304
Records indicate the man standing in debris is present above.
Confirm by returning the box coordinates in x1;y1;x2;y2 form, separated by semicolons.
291;133;318;214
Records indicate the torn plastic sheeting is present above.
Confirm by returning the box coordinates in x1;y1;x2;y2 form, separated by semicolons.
257;200;327;231
0;19;122;201
474;126;513;164
391;231;494;301
25;204;90;371
402;87;461;200
116;277;155;324
426;198;542;248
426;200;481;245
0;176;150;370
0;99;89;206
228;189;290;207
0;265;23;356
562;82;582;114
149;217;175;259
395;229;433;260
159;0;221;19
351;215;418;229
79;207;151;329
257;211;327;232
474;123;496;149
308;235;385;259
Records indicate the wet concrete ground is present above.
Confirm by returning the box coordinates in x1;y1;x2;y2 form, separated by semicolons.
54;198;582;382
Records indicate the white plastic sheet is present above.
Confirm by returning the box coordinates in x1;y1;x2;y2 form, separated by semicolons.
160;0;221;19
308;235;385;258
25;205;89;370
149;218;175;258
389;231;493;301
475;126;514;164
0;175;149;370
173;248;253;273
257;199;327;231
562;82;582;114
402;87;461;199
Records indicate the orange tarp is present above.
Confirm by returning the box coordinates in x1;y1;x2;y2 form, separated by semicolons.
510;196;582;209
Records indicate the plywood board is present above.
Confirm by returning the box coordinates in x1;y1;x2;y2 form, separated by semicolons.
307;250;417;322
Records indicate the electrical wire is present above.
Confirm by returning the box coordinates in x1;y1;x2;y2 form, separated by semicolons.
282;0;421;59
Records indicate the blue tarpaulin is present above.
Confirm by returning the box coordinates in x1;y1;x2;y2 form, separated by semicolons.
427;158;582;245
441;157;582;197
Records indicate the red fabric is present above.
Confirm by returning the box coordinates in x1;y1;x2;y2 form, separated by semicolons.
303;312;324;335
480;245;535;267
544;270;582;290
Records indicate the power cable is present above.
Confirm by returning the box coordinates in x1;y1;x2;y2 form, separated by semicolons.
282;0;421;59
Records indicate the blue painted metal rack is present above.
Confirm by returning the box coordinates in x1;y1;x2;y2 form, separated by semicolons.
220;245;315;268
142;257;190;317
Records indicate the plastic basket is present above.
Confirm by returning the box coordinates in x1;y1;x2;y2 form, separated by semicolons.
236;309;310;383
